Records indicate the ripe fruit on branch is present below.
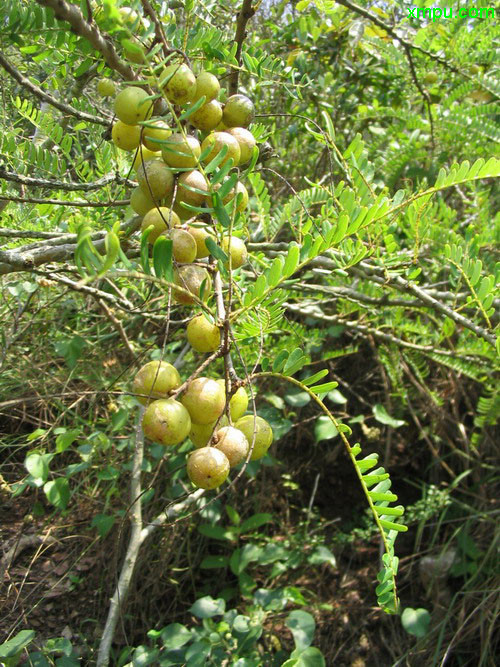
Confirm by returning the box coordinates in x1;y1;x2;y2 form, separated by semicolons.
132;147;160;171
424;71;438;85
189;100;223;132
142;398;191;446
161;63;197;105
189;415;228;448
222;94;255;128
235;415;273;460
213;426;249;467
133;360;181;404
166;228;197;263
187;224;214;258
201;131;241;166
97;79;116;97
226;127;256;165
114;87;152;125
130;186;159;216
216;380;249;421
187;314;221;353
162;133;201;169
111;120;141;151
177;170;209;208
174;264;212;304
141;207;180;243
221;236;248;268
193;71;220;103
181;377;226;424
141;119;171;151
137;160;174;199
187;447;230;489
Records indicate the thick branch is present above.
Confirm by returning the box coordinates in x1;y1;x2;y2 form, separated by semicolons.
0;167;133;193
229;0;257;95
0;195;129;208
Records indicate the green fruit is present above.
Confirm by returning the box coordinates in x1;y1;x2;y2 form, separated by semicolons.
235;415;273;460
187;446;230;489
186;224;214;258
190;99;223;132
177;170;209;208
221;236;248;268
130;186;158;216
142;398;191;446
137;160;174;199
174;265;212;304
142;119;171;151
167;228;197;263
226;127;256;165
123;38;147;65
132;147;161;171
162;133;201;169
189;415;228;448
114;86;152;125
222;94;254;128
133;360;181;404
141;207;180;243
161;63;197;105
187;314;221;353
424;71;438;85
111;120;141;151
201;131;241;166
215;380;249;422
233;182;249;212
97;78;116;97
181;377;226;424
213;426;249;467
193;71;220;103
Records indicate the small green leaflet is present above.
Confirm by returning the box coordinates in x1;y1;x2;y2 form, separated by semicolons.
153;236;173;282
205;236;228;263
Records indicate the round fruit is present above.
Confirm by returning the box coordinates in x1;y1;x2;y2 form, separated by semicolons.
111;120;141;151
216;381;249;421
123;38;147;65
162;134;201;169
186;224;214;258
187;447;230;489
142;119;171;151
119;6;141;28
167;228;197;263
177;170;209;208
114;86;152;125
235;415;273;460
161;63;197;105
226;127;256;165
174;265;212;304
132;147;160;171
213;426;249;467
190;415;228;448
133;360;181;404
181;377;226;424
187;314;221;353
424;71;438;85
130;186;158;216
224;181;248;213
137;160;174;200
190;100;223;132
97;78;116;97
142;398;191;446
141;207;180;243
222;94;254;128
221;236;248;268
193;71;220;103
201;131;241;166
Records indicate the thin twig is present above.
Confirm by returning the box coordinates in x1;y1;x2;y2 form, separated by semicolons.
229;0;257;95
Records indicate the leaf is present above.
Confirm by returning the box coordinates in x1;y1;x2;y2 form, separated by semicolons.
401;607;431;638
373;404;406;428
327;389;347;404
284;391;311;407
158;623;192;649
240;513;273;533
308;545;337;568
43;478;70;510
283;647;326;667
286;610;316;652
25;453;49;483
200;555;229;569
205;236;228;263
153;236;173;282
0;630;35;658
189;596;225;618
314;416;338;442
55;429;80;453
91;514;115;538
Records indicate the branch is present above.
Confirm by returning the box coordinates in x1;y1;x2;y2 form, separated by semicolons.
35;0;137;81
0;51;108;127
229;0;257;95
0;195;129;208
0;167;134;193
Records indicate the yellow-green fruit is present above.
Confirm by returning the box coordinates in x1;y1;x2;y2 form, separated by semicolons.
114;86;152;125
162;134;201;169
97;78;116;97
201;131;240;166
215;380;249;421
222;94;255;128
190;415;228;448
235;415;273;460
189;100;223;132
186;224;214;258
226;127;256;165
133;360;181;404
167;228;197;263
111;120;141;151
142;120;172;151
187;314;221;353
172;200;195;222
137;160;174;199
187;447;230;489
424;71;438;85
132;147;161;171
181;377;226;425
193;71;220;103
221;236;248;268
141;207;180;243
177;170;209;208
213;426;249;467
119;6;141;28
130;186;158;216
123;39;147;65
161;63;197;105
174;265;212;304
224;181;248;213
142;399;191;446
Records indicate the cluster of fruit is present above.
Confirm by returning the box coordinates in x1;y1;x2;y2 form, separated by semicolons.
133;360;273;489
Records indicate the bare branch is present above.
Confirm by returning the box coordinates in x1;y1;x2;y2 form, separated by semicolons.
0;167;134;193
229;0;257;95
0;195;129;208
